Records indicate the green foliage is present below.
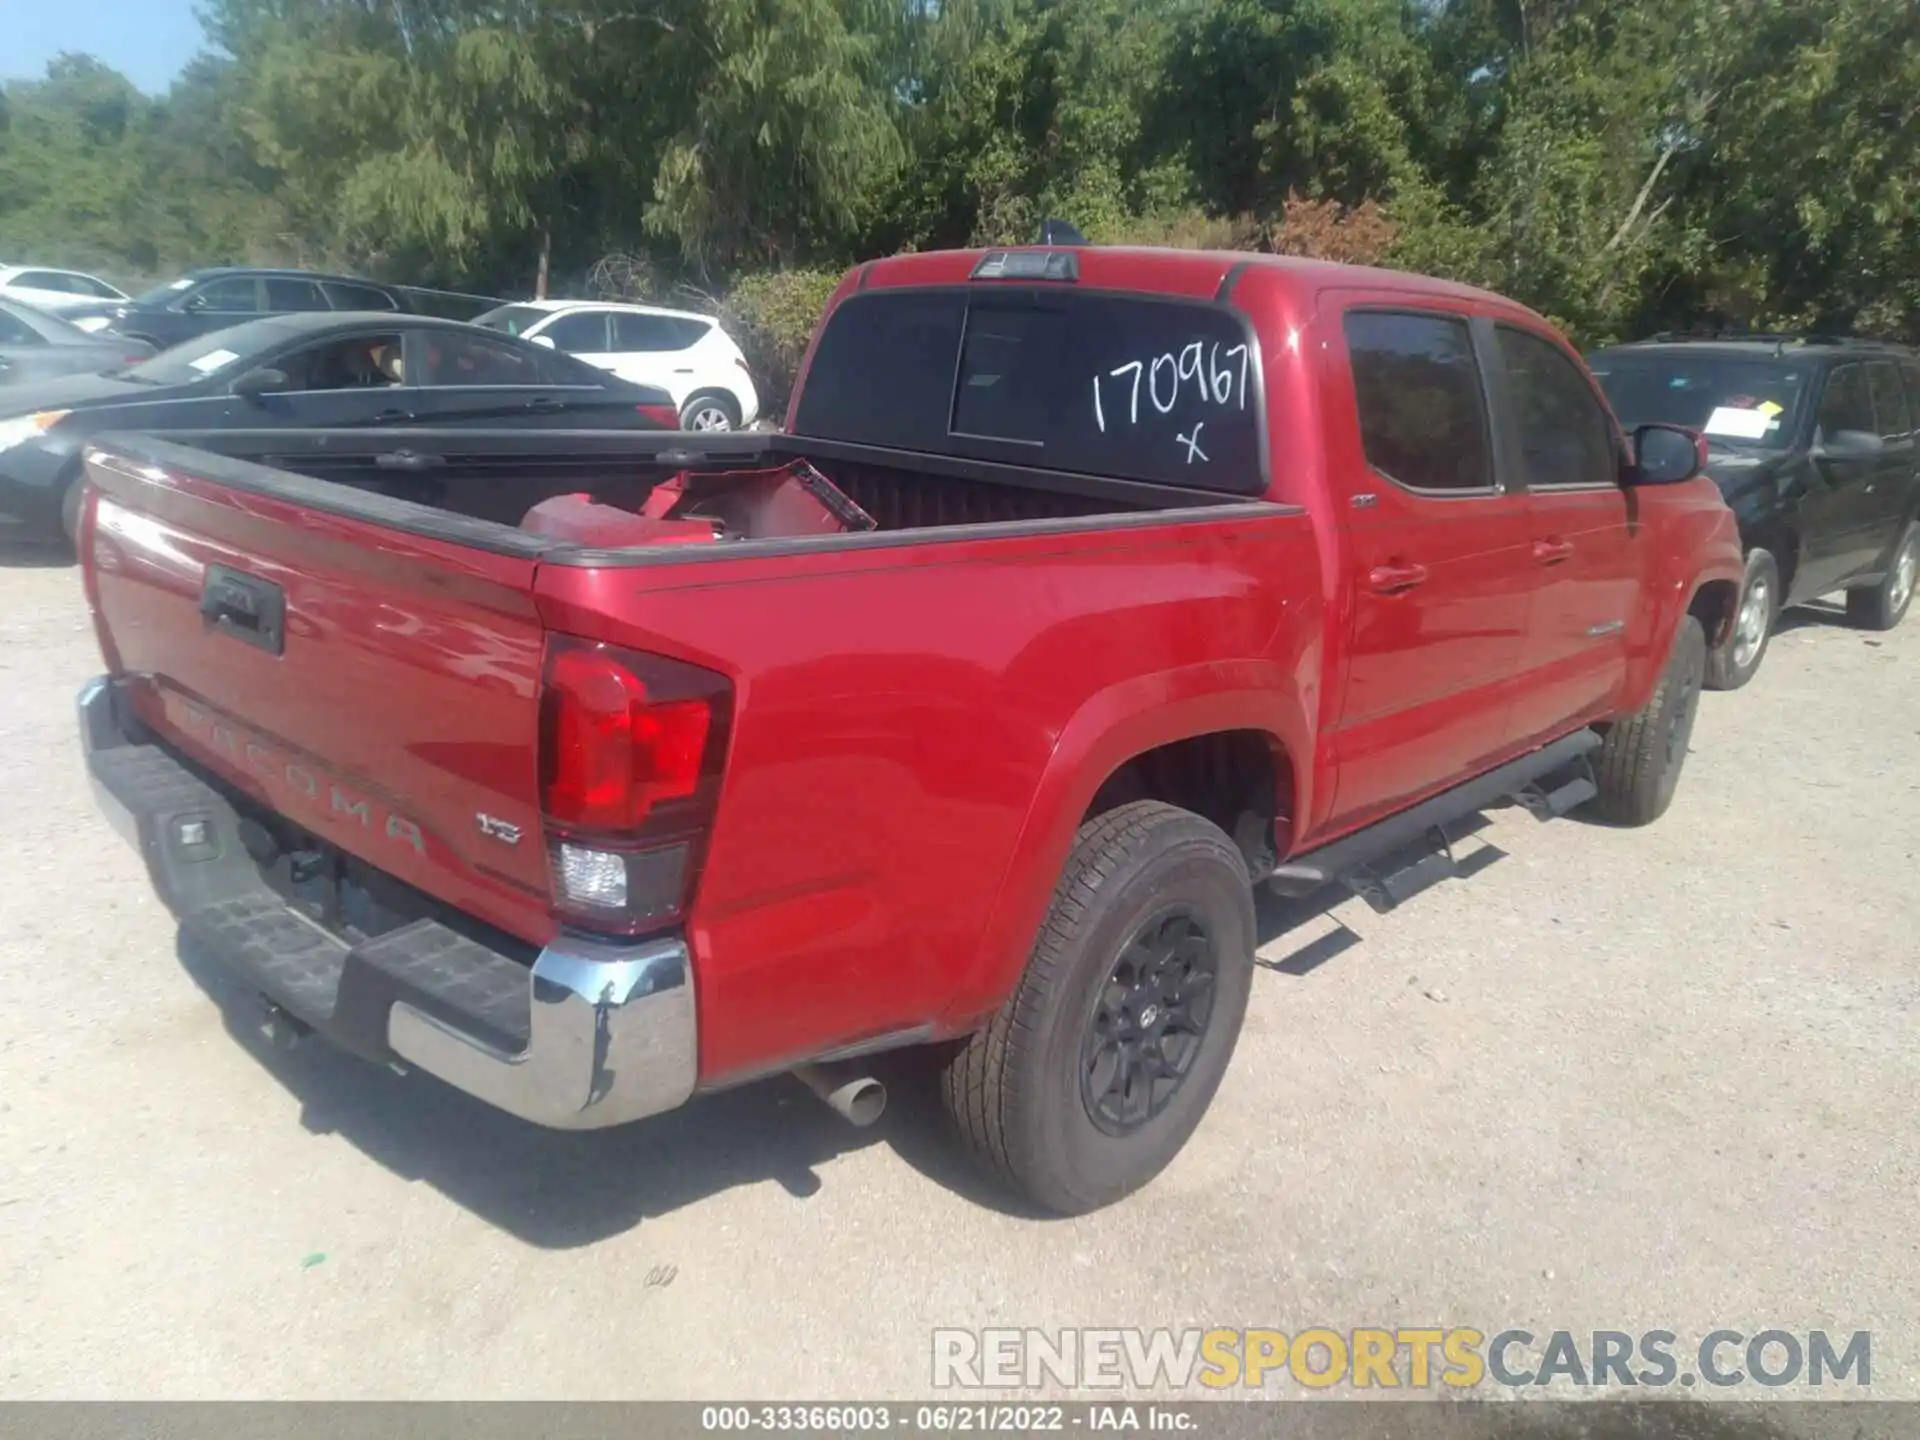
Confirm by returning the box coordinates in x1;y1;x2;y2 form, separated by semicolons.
721;268;845;412
3;0;1916;344
643;0;907;271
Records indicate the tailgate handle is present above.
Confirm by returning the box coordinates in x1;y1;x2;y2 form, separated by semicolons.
199;564;286;656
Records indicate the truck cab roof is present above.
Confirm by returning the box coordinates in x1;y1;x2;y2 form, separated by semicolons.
856;245;1547;319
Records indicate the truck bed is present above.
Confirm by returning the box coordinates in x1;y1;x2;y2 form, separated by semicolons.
94;427;1242;554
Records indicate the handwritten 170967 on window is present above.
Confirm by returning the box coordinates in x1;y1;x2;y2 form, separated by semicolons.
1093;340;1251;465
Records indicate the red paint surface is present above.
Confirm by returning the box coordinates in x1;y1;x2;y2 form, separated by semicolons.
86;246;1743;1088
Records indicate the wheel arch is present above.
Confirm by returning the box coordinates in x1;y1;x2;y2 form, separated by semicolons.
937;664;1312;1033
679;387;742;428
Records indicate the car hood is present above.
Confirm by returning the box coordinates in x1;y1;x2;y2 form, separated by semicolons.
0;371;153;418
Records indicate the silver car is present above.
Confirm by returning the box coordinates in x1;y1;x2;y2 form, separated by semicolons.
0;297;154;387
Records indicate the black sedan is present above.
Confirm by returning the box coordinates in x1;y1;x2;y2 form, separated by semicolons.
0;297;155;387
0;312;681;542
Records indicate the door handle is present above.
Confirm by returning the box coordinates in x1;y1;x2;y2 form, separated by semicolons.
373;407;413;423
529;397;564;413
1367;561;1429;594
1532;537;1575;565
672;367;695;374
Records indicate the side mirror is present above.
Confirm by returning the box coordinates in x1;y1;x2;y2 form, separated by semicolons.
1629;423;1706;485
179;292;208;314
529;334;557;350
1816;428;1884;460
232;366;291;401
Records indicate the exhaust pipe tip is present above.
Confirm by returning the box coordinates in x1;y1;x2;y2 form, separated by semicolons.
792;1062;888;1127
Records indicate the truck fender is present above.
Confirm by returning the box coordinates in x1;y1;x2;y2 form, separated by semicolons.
936;661;1313;1031
1620;568;1743;718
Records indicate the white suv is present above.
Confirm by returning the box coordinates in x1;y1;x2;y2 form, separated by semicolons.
476;300;760;430
0;265;129;318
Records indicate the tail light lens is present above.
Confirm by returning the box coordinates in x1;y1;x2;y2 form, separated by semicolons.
539;636;731;934
637;402;681;428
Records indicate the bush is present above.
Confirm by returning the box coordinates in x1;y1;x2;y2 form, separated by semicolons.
1094;197;1399;267
720;268;846;419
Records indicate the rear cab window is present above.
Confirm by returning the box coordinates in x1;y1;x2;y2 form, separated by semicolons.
791;288;1267;493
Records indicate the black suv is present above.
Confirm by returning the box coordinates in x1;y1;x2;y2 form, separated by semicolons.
59;268;417;353
1588;334;1920;688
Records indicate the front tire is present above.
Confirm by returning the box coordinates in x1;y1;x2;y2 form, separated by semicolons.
1845;523;1916;632
940;800;1256;1215
1590;615;1706;827
1705;549;1778;691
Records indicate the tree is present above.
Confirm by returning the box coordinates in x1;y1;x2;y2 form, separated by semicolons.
642;0;909;270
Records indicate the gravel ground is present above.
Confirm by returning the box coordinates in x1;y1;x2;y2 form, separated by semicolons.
0;547;1914;1405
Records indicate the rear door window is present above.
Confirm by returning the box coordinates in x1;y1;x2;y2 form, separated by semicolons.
544;312;611;351
1343;311;1494;493
613;313;708;351
321;281;398;312
792;288;1266;493
413;330;544;387
191;277;263;314
266;278;330;311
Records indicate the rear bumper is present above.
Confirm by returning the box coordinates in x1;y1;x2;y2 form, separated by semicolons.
78;676;698;1130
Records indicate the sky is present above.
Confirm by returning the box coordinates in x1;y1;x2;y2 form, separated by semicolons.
1;0;208;94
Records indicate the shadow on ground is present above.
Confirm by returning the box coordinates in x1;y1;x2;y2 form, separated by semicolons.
173;932;1037;1246
0;538;72;569
168;810;1523;1245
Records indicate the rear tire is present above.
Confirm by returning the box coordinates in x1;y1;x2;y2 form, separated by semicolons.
940;800;1255;1215
1590;615;1706;827
679;392;740;432
1845;523;1916;632
1705;549;1777;691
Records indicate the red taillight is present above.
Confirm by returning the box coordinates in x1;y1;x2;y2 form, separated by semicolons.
538;636;731;934
637;402;680;428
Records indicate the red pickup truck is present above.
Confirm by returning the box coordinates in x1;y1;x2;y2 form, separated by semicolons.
76;245;1741;1213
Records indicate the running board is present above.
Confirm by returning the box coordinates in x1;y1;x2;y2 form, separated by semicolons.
1344;828;1458;914
1267;729;1601;899
1513;764;1598;821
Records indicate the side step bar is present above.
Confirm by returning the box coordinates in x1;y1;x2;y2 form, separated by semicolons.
1267;729;1601;899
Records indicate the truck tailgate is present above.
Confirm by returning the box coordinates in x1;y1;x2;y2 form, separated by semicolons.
83;443;557;946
